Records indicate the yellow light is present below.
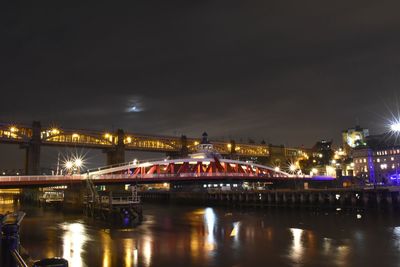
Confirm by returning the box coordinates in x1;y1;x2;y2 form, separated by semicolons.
104;133;110;139
230;222;240;237
227;144;232;149
9;126;18;132
235;146;241;151
75;158;83;167
289;164;297;172
194;141;199;146
126;136;132;143
311;168;318;175
51;128;59;135
191;155;205;159
72;133;79;139
274;166;280;172
65;161;73;169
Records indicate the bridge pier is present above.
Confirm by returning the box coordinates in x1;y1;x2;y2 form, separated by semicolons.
22;121;41;175
105;129;125;166
64;183;87;207
104;129;126;191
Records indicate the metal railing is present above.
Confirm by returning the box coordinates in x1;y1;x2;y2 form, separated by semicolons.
0;175;83;184
11;250;28;267
95;172;290;179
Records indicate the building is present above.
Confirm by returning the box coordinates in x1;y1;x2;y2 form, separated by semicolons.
268;144;309;171
353;134;400;184
342;126;369;155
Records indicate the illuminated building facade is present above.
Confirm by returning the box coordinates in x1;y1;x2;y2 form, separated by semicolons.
342;126;369;155
353;134;400;184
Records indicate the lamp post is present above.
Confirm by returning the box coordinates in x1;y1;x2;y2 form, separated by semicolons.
64;157;85;175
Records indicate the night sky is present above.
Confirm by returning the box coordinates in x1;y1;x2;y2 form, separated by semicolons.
1;1;400;169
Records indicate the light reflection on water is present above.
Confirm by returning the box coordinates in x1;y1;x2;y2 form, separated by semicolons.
8;202;400;267
289;228;304;265
61;222;89;267
204;207;216;251
142;237;152;267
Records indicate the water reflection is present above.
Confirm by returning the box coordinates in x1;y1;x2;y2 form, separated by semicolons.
204;207;216;251
142;237;152;267
100;231;112;267
123;238;134;267
62;222;88;267
10;202;400;267
289;228;304;264
336;245;350;266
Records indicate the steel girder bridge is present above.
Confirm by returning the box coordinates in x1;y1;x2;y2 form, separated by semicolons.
0;122;269;156
0;157;300;188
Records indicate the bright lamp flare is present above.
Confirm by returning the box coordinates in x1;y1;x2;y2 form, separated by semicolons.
391;121;400;132
289;164;297;172
65;161;73;169
74;158;83;167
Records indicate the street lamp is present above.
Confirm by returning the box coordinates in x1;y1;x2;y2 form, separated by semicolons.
63;156;85;175
391;121;400;132
289;164;297;173
65;161;73;170
75;158;83;168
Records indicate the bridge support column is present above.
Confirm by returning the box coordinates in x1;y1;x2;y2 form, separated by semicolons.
318;193;324;205
104;129;126;191
329;194;335;205
267;193;272;203
23;121;41;175
386;192;393;206
64;182;87;207
105;129;125;166
180;135;189;157
291;193;296;204
300;194;306;204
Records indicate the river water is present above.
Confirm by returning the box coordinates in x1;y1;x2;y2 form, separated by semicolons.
2;200;400;267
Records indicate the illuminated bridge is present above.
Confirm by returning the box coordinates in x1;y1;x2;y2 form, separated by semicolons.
0;156;323;188
0;121;273;174
0;121;268;155
0;121;309;176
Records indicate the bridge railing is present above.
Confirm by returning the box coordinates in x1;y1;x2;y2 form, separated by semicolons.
86;157;166;173
94;173;291;179
0;175;83;184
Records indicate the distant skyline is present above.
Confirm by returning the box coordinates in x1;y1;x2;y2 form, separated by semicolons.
1;1;400;169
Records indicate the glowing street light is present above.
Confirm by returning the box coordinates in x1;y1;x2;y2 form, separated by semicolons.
311;168;318;175
9;126;18;132
74;158;83;168
65;161;74;170
289;164;297;172
391;121;400;132
63;154;86;175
